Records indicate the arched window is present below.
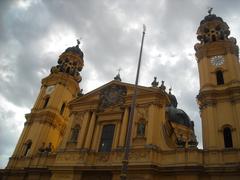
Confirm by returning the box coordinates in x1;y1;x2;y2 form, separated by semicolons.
60;103;66;115
223;127;233;148
43;97;50;108
99;124;115;152
216;70;224;85
23;140;32;156
70;124;80;142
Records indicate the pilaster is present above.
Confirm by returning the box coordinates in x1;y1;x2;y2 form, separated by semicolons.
77;111;90;148
118;107;129;147
84;112;96;149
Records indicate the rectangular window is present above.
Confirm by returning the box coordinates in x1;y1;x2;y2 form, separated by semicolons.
98;124;115;152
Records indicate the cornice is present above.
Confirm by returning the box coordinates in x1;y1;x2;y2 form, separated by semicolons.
24;110;67;136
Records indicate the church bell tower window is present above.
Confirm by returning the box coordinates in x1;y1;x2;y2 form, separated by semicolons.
70;124;80;142
60;103;66;115
216;70;224;85
43;97;50;109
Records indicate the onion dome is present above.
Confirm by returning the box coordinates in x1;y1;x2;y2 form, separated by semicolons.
64;41;84;59
50;40;84;83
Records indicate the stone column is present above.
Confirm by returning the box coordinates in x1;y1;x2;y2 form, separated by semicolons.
84;112;96;149
77;111;90;148
118;108;129;147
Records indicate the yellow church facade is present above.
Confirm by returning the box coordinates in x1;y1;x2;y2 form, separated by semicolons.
1;12;240;180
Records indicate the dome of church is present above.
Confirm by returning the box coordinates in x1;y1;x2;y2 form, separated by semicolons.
200;14;224;25
166;106;193;128
166;90;193;128
64;44;84;59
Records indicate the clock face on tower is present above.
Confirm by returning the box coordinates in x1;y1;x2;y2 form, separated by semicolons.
210;55;225;66
45;85;55;95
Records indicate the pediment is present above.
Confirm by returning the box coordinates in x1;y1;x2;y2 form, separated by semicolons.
68;80;169;112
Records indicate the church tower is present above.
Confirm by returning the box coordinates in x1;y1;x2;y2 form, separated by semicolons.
8;41;84;166
195;11;240;150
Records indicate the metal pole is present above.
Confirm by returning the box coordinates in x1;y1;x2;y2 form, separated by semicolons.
120;24;146;180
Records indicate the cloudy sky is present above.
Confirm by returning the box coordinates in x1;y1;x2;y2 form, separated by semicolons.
1;0;240;168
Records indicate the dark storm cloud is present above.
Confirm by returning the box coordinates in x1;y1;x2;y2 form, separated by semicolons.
1;0;240;168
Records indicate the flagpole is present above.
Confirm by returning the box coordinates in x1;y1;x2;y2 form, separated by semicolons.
120;24;146;180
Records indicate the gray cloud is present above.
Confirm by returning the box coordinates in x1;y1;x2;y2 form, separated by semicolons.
0;0;239;168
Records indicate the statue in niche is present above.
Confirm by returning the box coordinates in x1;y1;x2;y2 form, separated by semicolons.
70;125;80;142
137;121;145;137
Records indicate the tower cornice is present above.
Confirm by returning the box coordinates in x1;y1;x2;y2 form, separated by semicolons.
25;109;67;136
195;40;239;61
197;85;240;108
41;72;80;97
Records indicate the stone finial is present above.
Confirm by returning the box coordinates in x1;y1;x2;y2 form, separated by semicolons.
151;77;159;87
114;73;121;81
160;80;166;91
114;68;122;81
